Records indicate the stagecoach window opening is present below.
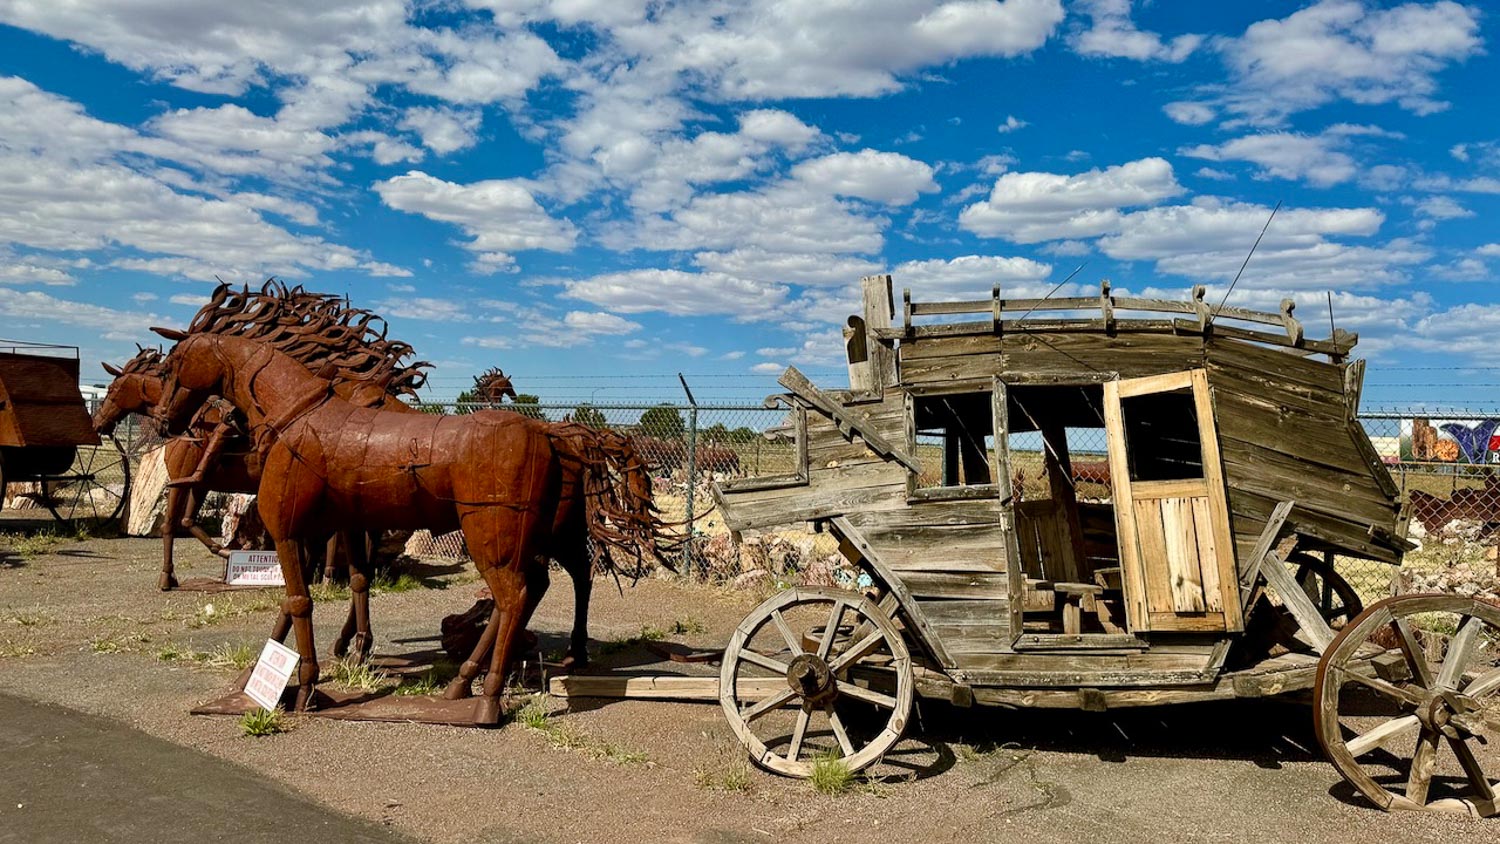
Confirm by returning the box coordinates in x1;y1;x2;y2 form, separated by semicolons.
1119;388;1203;482
913;392;994;489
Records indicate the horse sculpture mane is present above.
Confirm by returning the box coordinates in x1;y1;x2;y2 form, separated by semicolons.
170;280;431;399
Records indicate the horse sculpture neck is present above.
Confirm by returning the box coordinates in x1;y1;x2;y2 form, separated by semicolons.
182;334;335;436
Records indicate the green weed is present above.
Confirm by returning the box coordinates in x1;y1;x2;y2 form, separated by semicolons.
202;642;257;671
515;694;648;765
671;617;707;635
0;531;67;559
598;624;668;655
0;639;37;658
239;707;288;737
371;572;424;594
4;607;55;627
325;658;393;693
393;670;445;696
809;750;854;795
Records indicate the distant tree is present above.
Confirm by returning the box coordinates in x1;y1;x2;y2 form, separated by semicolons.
639;404;685;439
451;388;480;415
569;404;608;429
702;422;730;443
729;426;758;444
510;393;546;420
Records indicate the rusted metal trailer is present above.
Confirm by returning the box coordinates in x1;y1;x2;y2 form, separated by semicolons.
711;276;1498;816
0;340;129;525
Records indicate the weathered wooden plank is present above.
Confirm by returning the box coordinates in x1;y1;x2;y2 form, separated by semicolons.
845;500;1002;529
950;650;1221;687
930;622;1012;654
1191;498;1224;613
1133;498;1176;614
1191;368;1242;631
721;480;908;532
1161;496;1206;613
1218;436;1398;521
1204;337;1345;394
548;674;780;701
917;599;1010;625
1226;488;1399;564
830;516;962;665
1131;479;1209;500
861;274;898;391
900;571;1010;599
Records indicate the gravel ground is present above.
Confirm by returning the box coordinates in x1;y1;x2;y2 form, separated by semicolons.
0;530;1496;844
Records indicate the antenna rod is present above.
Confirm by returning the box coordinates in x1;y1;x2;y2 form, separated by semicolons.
1015;262;1087;322
1326;290;1336;339
1209;199;1281;326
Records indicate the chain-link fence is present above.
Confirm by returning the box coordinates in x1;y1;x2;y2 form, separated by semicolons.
1358;411;1500;605
104;395;1500;605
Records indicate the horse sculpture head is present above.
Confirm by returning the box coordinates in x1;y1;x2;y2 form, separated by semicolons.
474;367;517;404
93;346;166;435
150;330;226;435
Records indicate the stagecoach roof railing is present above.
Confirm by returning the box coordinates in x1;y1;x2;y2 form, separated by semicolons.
880;279;1357;359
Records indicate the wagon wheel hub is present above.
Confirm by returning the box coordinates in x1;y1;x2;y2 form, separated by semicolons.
786;653;837;704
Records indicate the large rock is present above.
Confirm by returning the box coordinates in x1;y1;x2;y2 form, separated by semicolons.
126;446;170;536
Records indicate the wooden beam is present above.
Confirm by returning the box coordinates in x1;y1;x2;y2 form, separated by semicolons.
778;366;920;472
830;515;960;667
1239;499;1295;598
1259;548;1336;653
547;674;783;701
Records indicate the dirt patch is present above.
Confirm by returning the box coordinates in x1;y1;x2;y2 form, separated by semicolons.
0;534;1495;844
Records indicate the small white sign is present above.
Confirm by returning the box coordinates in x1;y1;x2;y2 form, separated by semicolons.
226;550;284;587
244;639;300;711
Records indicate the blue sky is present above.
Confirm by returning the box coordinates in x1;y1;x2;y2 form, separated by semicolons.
0;1;1496;406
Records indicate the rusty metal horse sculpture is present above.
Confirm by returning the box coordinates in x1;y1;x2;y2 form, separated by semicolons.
150;294;661;722
96;282;434;663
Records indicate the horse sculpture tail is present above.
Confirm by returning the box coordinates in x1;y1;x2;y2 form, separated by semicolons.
547;421;678;577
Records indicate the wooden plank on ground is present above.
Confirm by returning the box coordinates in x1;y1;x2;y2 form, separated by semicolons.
548;674;782;701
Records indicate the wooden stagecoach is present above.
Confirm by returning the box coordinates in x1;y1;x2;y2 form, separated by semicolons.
710;276;1499;815
0;340;129;525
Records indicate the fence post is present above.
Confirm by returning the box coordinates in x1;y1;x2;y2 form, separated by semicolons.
679;374;699;575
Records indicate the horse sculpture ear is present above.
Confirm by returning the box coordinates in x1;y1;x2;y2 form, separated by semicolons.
151;326;189;341
101;361;123;377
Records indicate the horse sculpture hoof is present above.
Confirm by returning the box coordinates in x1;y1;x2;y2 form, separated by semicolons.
158;573;178;591
442;677;472;700
472;696;501;726
293;683;319;713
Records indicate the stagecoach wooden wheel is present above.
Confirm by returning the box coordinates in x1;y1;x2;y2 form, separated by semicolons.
1316;594;1500;816
42;433;130;527
720;587;913;778
1290;552;1364;630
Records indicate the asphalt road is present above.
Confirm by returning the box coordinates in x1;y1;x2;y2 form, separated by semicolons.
0;692;411;843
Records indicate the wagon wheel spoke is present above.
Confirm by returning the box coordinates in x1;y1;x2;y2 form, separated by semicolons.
836;680;897;710
1391;617;1436;688
1345;714;1421;757
785;707;811;763
1466;667;1500;697
1406;728;1441;805
737;649;791;675
829;629;886;674
1335;666;1428;708
770;610;804;654
741;688;797;723
1435;616;1483;690
816;602;846;661
1446;736;1497;803
825;703;855;756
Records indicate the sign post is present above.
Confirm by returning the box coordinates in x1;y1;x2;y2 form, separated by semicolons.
244;639;300;711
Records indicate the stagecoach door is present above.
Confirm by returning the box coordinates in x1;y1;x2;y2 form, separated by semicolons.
1102;370;1242;633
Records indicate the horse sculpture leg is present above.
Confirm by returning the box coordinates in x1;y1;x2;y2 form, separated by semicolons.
343;531;375;663
272;538;321;712
443;607;500;702
474;565;528;726
564;552;592;670
159;485;184;590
